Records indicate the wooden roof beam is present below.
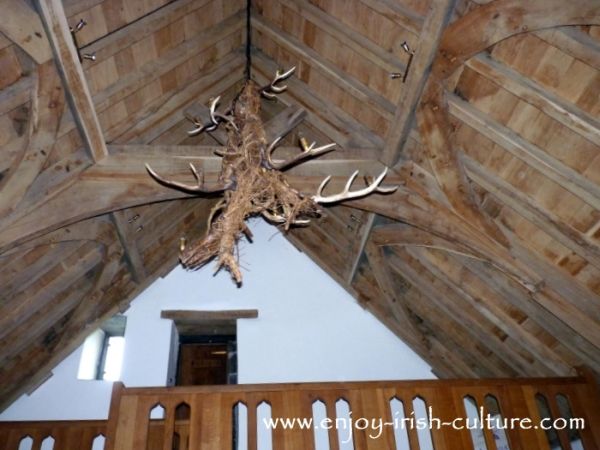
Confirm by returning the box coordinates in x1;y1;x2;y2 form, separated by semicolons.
111;210;147;283
464;155;600;270
38;0;108;162
409;246;573;375
396;288;514;378
535;27;600;72
350;191;541;293
92;11;246;121
0;66;66;221
0;0;52;64
381;0;456;167
358;0;425;36
276;0;408;75
448;93;600;211
80;0;216;66
0;145;388;254
459;256;600;373
499;226;600;344
347;213;376;284
465;53;600;147
252;50;385;149
388;249;544;376
363;240;430;355
432;0;600;79
251;15;396;119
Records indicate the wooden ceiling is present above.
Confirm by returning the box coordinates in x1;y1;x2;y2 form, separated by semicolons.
1;0;599;411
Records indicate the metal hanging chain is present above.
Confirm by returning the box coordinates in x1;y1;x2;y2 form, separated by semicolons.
245;0;252;80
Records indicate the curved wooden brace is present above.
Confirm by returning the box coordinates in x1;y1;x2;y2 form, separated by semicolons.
417;80;510;248
372;222;487;259
0;216;116;258
0;63;65;220
363;240;432;356
353;190;539;288
417;0;600;256
0;0;53;64
433;0;600;80
371;222;541;292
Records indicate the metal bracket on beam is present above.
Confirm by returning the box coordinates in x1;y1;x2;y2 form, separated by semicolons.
69;18;95;62
390;41;415;83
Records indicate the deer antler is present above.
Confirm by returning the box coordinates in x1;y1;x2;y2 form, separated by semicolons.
313;168;398;204
187;96;237;136
145;162;232;193
261;210;310;226
261;66;296;99
265;136;336;170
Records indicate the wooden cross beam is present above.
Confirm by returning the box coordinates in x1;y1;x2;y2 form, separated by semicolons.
0;145;390;254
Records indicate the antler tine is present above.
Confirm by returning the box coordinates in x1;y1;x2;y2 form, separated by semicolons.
261;66;296;99
186;96;238;135
312;168;398;204
207;96;221;127
186;97;221;136
185;112;212;136
145;163;230;194
263;135;283;168
262;210;311;226
210;96;238;131
265;136;336;170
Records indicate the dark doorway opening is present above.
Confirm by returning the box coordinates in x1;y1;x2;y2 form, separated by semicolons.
176;335;237;386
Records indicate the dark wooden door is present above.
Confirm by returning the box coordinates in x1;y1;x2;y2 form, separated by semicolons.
176;343;228;386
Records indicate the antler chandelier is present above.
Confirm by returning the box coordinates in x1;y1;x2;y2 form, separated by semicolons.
146;68;396;284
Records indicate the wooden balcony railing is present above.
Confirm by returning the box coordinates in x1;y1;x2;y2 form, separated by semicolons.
1;372;599;450
0;420;106;449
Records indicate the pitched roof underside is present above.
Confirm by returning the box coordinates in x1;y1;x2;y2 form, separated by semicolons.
0;0;599;410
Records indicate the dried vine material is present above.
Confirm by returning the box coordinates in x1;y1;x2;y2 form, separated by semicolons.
147;72;396;285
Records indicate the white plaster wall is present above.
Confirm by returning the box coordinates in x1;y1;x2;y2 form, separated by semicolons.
1;219;434;421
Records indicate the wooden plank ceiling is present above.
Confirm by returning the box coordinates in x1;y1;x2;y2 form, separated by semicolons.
0;0;599;410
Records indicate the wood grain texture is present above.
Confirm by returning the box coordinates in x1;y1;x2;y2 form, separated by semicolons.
38;0;108;162
434;0;600;79
66;375;597;449
0;0;52;64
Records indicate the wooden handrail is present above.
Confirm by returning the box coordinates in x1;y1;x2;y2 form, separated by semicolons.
1;374;599;450
120;375;588;395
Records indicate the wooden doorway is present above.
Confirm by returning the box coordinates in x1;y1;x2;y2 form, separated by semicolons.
176;342;229;386
175;334;237;386
162;309;258;386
